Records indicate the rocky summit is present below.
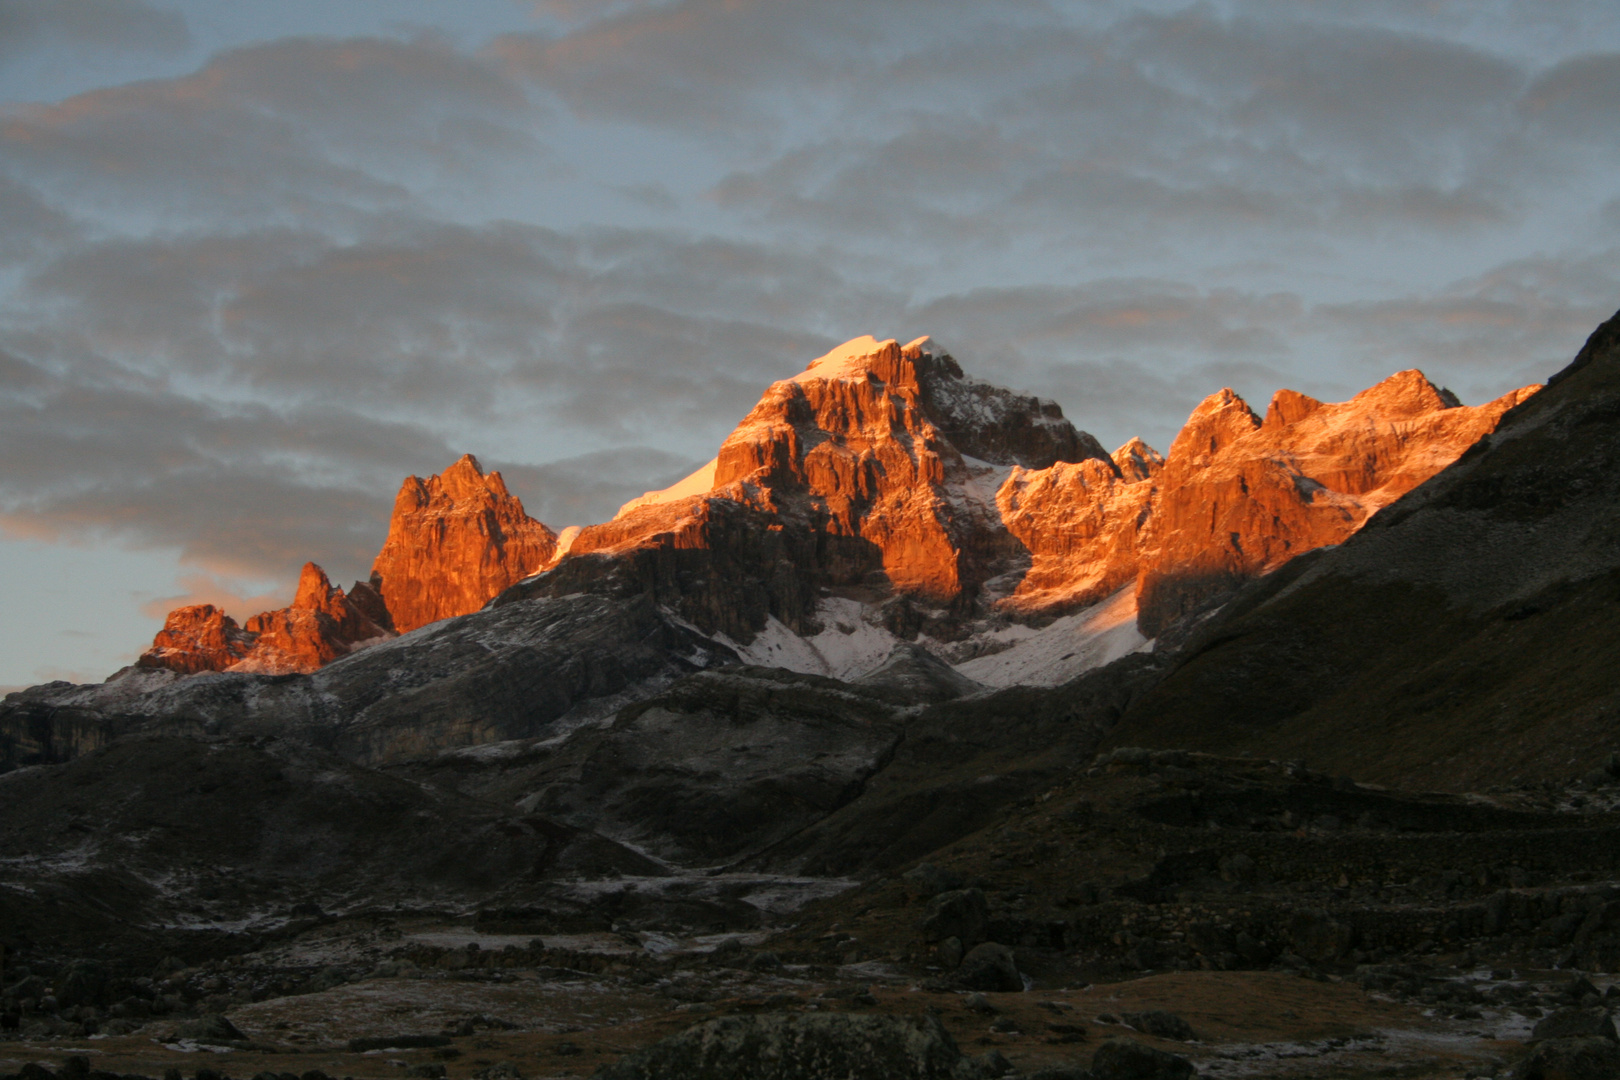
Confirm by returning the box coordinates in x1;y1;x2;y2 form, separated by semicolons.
1;315;1618;1080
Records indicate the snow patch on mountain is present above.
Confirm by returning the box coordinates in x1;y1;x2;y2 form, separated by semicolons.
615;457;718;517
719;590;1148;689
955;584;1150;687
792;335;894;383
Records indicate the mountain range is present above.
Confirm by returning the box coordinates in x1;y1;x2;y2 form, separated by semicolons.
3;315;1619;1080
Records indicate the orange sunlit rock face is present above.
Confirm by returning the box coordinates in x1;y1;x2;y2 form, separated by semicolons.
997;369;1540;633
138;603;254;675
555;335;1107;623
139;339;1543;677
370;454;558;633
138;562;392;675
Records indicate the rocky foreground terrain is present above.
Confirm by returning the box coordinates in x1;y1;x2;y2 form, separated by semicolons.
3;315;1620;1079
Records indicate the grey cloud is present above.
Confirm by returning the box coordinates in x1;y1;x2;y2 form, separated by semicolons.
18;218;895;449
0;172;76;262
0;341;454;585
1311;250;1620;399
496;447;703;528
0;0;189;64
903;280;1305;450
1521;52;1620;138
703;7;1581;251
0;34;540;223
492;0;969;133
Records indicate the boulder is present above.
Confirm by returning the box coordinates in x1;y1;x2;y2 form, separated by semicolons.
1090;1039;1195;1080
955;943;1023;993
1510;1036;1620;1079
1122;1011;1195;1041
174;1014;245;1045
1530;1008;1617;1043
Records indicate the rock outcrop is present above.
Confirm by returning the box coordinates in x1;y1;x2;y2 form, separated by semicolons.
137;603;256;675
1104;308;1620;790
1133;371;1540;633
513;335;1108;639
139;454;556;677
138;562;392;676
997;369;1538;631
370;453;558;633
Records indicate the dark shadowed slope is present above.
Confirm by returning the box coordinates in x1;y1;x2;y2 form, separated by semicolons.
1102;308;1620;791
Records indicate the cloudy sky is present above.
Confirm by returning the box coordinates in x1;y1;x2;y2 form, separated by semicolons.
2;0;1618;687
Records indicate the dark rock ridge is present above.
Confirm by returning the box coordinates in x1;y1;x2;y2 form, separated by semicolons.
2;593;734;770
0;733;663;947
594;1012;982;1080
1099;306;1620;790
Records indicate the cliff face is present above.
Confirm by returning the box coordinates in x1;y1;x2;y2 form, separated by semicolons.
518;339;1537;646
994;369;1539;633
138;563;391;676
527;336;1107;639
1132;372;1540;633
135;337;1538;683
371;454;559;633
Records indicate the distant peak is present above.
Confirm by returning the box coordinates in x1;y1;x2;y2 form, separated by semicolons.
1265;388;1324;428
1351;369;1459;415
292;562;336;609
902;335;944;358
1112;437;1164;482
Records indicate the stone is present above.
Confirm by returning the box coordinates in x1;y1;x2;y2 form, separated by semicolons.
174;1013;245;1044
593;1011;980;1079
371;454;558;633
904;862;964;899
1510;1036;1620;1079
922;889;990;947
1089;1039;1196;1080
1121;1011;1195;1041
1530;1008;1618;1043
973;1049;1015;1076
939;937;965;970
955;943;1023;993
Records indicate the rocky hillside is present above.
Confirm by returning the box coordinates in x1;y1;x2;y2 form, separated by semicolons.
2;334;1539;772
1102;309;1620;790
136;455;556;677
